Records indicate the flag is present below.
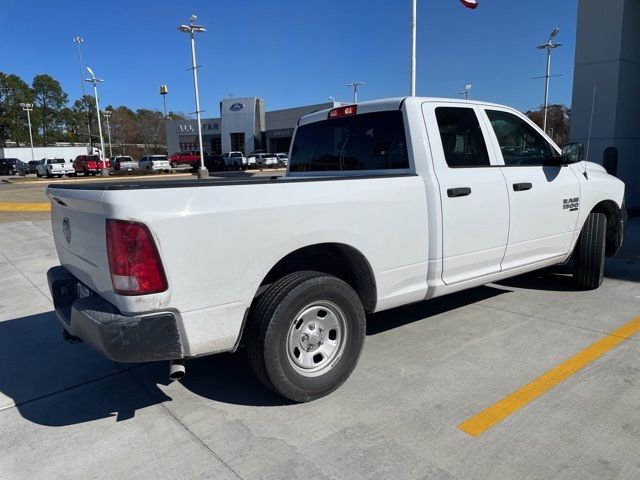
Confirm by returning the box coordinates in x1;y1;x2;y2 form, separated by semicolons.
460;0;479;9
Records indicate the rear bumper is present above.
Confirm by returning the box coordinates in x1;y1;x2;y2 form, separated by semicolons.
47;266;184;363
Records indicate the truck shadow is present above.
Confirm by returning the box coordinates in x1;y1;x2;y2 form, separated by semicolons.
0;285;511;426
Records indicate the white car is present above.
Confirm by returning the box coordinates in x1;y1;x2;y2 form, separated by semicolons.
138;155;171;173
46;97;626;403
276;153;288;166
247;153;279;169
221;151;247;170
36;158;75;178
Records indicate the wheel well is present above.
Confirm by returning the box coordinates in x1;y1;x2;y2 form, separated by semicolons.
258;243;377;312
591;200;623;257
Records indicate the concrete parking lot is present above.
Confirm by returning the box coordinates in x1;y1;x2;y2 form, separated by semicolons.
0;177;638;480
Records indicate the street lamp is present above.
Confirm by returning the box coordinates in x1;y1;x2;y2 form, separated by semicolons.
160;84;168;119
85;67;109;176
73;36;92;143
537;27;562;134
178;15;208;179
20;103;35;163
102;110;113;158
346;82;364;103
459;84;472;100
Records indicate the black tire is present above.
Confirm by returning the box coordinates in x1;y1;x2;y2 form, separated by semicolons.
171;161;178;168
36;172;41;178
246;271;366;402
573;212;607;290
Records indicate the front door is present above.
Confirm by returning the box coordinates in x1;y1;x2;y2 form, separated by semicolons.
480;107;581;270
422;103;510;285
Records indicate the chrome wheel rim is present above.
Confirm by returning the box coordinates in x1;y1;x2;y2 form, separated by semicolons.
286;300;347;377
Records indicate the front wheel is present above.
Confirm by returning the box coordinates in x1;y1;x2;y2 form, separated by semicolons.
573;212;607;289
246;271;366;402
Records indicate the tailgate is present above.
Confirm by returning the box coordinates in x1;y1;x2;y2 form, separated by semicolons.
47;187;114;302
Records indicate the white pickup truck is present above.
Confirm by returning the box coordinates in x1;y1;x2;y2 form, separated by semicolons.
36;158;75;178
46;97;626;402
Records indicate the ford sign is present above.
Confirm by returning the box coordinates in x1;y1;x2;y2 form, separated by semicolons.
229;103;245;112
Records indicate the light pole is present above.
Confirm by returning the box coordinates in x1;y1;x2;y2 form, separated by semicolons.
73;36;92;143
85;67;109;176
20;103;35;163
160;84;168;119
102;110;113;158
346;82;364;103
410;0;417;96
459;84;472;100
537;27;562;134
178;15;208;179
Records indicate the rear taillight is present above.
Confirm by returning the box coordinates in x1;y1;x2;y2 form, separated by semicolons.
106;219;168;295
328;105;357;119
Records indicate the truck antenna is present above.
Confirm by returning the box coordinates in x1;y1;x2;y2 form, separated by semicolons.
584;84;597;179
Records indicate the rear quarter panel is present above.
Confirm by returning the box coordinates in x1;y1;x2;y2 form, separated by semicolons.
102;175;429;355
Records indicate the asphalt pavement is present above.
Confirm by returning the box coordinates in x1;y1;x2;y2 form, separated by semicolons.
0;177;638;480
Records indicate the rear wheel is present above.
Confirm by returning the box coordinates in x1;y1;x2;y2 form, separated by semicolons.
573;212;607;289
171;161;179;168
246;271;366;402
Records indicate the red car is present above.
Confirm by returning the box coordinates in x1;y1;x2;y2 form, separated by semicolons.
73;155;110;176
169;151;200;168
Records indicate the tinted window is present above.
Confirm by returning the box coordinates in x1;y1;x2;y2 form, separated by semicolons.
435;107;490;167
289;110;409;172
486;110;557;166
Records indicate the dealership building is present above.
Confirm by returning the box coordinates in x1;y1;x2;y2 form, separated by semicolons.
570;0;640;211
165;97;340;157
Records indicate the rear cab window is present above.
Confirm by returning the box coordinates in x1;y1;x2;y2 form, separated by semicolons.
289;110;410;174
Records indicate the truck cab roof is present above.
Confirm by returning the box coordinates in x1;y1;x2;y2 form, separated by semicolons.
297;96;516;126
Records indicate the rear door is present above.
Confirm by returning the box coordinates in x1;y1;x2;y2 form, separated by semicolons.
480;107;580;269
422;102;509;285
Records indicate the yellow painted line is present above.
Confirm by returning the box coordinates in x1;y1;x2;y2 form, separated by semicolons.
459;316;640;437
0;202;51;212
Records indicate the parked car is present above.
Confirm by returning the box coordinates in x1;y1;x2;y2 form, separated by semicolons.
221;151;247;170
15;159;30;176
46;97;626;403
139;155;171;173
276;153;288;166
73;155;109;176
203;155;227;172
2;158;25;175
169;151;200;168
247;153;279;169
0;159;13;175
110;156;138;173
36;158;75;178
28;160;41;174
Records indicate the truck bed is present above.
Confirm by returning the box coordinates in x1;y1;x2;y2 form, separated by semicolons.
47;172;429;356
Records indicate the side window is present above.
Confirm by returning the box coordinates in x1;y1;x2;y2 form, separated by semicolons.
434;107;490;167
486;110;556;166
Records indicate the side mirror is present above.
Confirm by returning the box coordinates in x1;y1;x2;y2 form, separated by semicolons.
561;142;584;164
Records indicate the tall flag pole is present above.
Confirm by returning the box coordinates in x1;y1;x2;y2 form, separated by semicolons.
410;1;479;96
410;0;417;96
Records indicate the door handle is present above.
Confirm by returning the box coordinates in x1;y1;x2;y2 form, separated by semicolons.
513;182;532;191
447;187;471;198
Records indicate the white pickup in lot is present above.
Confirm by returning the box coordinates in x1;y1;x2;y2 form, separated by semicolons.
46;97;626;402
37;158;74;178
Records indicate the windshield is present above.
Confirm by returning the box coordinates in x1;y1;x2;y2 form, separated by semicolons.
289;110;409;172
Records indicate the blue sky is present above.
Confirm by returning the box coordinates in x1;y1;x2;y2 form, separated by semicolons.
0;0;577;116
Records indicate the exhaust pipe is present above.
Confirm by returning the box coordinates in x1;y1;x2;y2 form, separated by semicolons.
169;359;185;381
